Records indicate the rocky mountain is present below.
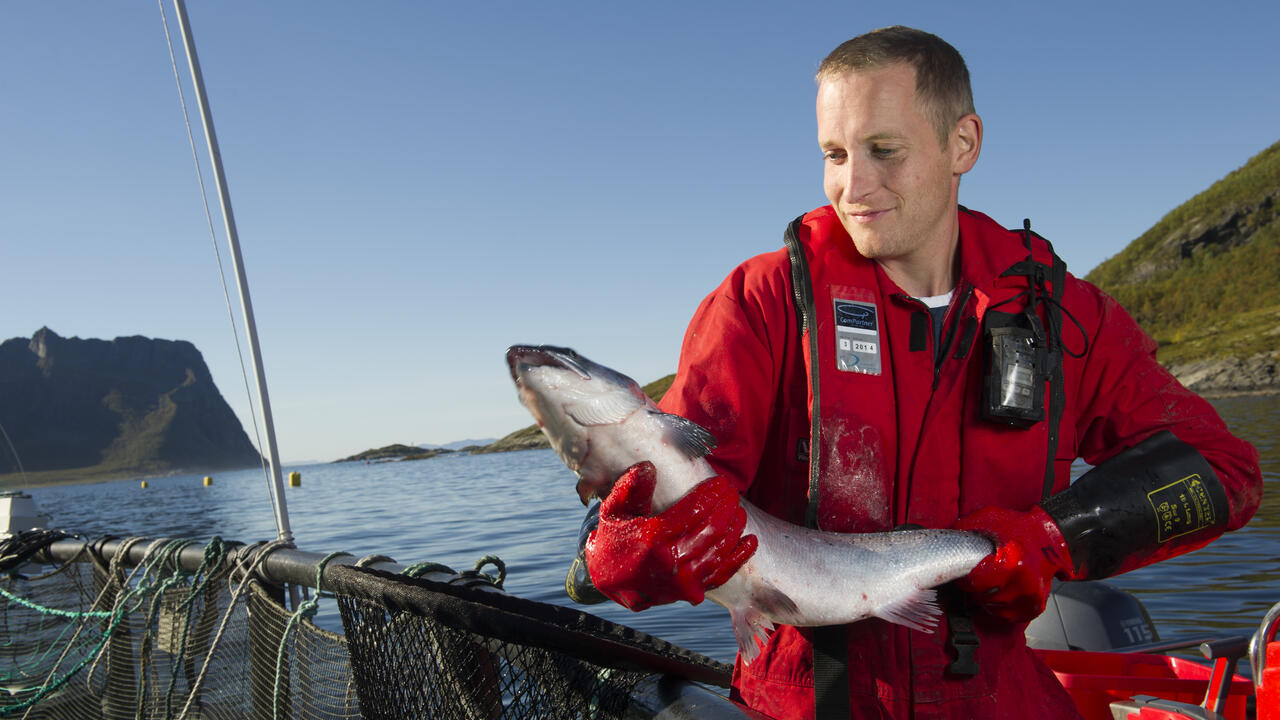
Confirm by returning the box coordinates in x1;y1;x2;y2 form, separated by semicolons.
0;328;261;482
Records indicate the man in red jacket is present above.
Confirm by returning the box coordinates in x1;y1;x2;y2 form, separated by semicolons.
580;26;1263;719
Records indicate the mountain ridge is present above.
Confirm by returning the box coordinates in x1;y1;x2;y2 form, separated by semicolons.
0;328;261;486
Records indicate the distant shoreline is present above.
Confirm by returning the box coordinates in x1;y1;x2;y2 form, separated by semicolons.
1199;387;1280;399
1166;352;1279;399
0;465;260;492
6;376;1271;490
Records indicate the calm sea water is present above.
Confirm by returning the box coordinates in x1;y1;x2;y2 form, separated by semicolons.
26;395;1280;666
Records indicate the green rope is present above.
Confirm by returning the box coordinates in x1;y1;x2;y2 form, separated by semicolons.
0;536;229;718
0;586;113;620
0;578;111;687
174;538;292;720
273;551;349;720
7;539;152;713
402;561;455;578
402;555;507;587
472;555;506;588
136;539;195;720
162;537;228;719
0;538;163;717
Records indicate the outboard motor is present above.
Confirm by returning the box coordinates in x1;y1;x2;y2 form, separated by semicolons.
1026;579;1159;651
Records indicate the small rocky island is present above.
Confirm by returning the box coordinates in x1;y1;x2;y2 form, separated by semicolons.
335;444;454;463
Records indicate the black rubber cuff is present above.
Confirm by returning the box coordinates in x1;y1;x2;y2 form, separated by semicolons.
566;502;607;604
1041;431;1228;579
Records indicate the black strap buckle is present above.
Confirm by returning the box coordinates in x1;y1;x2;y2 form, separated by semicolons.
943;586;981;676
946;621;980;676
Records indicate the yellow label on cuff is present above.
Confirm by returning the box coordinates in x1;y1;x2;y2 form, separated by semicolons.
1147;473;1216;543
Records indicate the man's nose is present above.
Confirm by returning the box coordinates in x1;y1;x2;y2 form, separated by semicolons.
839;155;877;203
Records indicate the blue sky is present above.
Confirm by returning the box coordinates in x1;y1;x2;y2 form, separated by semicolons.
3;2;1277;463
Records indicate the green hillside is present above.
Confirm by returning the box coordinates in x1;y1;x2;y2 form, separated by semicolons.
1086;141;1280;365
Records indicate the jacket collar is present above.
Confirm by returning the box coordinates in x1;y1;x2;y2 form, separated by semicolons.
956;206;1037;293
806;204;1033;295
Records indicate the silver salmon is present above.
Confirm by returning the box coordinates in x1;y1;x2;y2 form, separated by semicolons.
506;344;993;663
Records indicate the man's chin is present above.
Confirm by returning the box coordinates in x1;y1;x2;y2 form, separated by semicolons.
844;230;889;260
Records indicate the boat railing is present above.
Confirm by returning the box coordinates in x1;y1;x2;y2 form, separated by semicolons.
1253;600;1280;688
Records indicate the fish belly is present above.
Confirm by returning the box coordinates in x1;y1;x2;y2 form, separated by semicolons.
640;454;992;661
704;503;993;662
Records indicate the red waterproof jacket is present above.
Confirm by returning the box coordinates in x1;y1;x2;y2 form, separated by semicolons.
657;206;1262;719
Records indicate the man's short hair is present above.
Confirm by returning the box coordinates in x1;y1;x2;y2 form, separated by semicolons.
817;26;975;147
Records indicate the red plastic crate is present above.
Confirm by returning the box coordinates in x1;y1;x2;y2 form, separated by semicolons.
1034;649;1252;720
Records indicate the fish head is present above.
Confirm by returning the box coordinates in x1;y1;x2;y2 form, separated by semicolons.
506;345;655;503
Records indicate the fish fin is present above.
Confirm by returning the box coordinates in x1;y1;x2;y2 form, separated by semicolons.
565;394;643;427
652;411;717;459
874;588;942;633
729;607;775;666
728;580;797;665
752;581;800;624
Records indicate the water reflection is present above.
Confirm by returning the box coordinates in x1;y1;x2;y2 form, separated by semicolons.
1107;394;1280;645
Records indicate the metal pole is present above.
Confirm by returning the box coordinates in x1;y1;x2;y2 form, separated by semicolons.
170;0;294;543
169;0;295;554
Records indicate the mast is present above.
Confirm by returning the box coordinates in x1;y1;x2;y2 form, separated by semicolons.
170;0;295;550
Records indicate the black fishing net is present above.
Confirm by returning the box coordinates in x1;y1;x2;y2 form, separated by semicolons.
0;533;732;720
0;535;359;719
330;565;732;720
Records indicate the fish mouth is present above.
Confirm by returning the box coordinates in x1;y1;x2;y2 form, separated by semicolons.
505;345;592;382
574;477;598;505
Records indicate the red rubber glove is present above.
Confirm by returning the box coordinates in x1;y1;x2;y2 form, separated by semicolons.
584;461;757;611
952;506;1076;623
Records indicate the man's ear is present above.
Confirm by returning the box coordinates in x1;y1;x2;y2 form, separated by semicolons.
951;113;983;175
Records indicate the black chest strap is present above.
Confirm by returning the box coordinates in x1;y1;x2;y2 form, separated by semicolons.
1041;225;1068;503
1002;220;1071;502
783;216;823;530
784;217;852;719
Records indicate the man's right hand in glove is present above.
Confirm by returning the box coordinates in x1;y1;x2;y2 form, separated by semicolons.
584;461;757;611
